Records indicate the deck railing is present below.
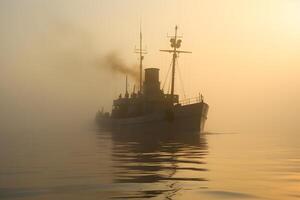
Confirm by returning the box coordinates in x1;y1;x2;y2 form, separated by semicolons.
179;95;204;106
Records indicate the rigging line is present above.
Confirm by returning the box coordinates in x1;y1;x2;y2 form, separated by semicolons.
168;77;171;94
162;58;173;90
176;58;186;99
163;58;172;89
167;72;172;94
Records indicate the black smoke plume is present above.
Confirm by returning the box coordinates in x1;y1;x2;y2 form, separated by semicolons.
102;52;139;82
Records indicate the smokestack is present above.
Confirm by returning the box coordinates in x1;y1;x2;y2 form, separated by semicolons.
143;68;160;97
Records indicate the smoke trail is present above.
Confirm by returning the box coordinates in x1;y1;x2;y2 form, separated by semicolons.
103;52;139;81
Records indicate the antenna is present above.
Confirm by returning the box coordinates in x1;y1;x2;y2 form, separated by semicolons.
135;23;147;93
125;75;129;98
160;25;191;104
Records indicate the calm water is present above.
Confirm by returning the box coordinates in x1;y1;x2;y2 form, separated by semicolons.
0;123;299;200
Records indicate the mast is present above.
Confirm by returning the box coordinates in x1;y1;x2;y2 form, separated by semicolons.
126;75;128;94
135;24;147;93
139;29;143;92
170;26;178;98
160;26;191;103
125;75;129;98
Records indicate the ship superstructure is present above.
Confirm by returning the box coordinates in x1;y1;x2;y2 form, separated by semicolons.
96;26;209;133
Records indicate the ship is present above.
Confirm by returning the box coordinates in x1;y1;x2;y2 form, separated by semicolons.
96;26;209;133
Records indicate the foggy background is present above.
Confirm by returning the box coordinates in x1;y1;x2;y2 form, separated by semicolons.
1;0;300;136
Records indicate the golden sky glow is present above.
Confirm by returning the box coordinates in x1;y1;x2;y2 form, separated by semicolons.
0;2;300;199
0;0;299;133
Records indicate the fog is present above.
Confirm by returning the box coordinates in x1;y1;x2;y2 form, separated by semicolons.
1;2;300;199
1;0;300;136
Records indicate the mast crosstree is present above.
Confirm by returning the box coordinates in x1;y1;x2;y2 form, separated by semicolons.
160;25;191;103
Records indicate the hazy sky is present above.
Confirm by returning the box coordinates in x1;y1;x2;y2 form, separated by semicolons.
1;0;300;133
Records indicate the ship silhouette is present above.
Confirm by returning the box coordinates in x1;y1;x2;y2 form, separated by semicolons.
96;26;209;133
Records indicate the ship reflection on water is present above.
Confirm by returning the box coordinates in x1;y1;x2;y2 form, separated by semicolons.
1;127;299;199
100;130;209;199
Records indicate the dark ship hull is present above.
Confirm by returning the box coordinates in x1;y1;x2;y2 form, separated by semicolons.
96;102;208;133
